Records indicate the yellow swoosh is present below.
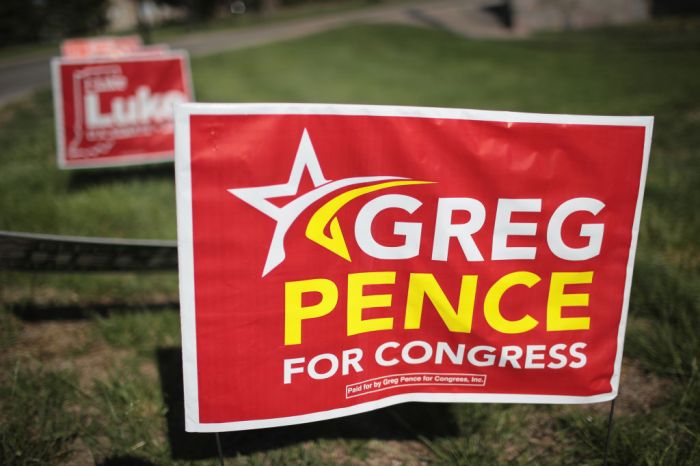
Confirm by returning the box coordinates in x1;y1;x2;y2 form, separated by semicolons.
306;180;432;261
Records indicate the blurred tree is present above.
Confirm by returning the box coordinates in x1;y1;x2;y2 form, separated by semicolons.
261;0;280;14
155;0;219;21
154;0;356;22
652;0;700;15
0;0;369;46
42;0;108;38
0;0;44;45
0;0;108;47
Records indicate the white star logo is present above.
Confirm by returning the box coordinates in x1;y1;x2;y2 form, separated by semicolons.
229;129;426;277
228;129;329;222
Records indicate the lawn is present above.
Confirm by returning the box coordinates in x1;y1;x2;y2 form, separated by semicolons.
1;18;699;465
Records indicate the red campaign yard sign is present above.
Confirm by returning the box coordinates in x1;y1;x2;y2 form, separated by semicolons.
52;52;193;169
174;103;653;432
61;35;143;58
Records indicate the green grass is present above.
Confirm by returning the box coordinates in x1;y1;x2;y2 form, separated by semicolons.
1;20;700;465
0;363;82;465
0;42;59;63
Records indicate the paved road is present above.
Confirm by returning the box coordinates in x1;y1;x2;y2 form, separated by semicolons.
0;56;55;107
0;0;508;107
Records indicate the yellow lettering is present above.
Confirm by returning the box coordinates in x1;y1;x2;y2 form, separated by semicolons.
347;271;395;336
484;271;540;334
285;278;338;345
404;273;477;332
547;271;592;331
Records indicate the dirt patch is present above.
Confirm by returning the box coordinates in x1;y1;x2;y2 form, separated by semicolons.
60;437;96;466
2;286;83;307
68;346;134;392
138;359;159;380
364;439;431;465
317;439;431;466
11;320;93;360
615;358;671;414
495;404;566;464
496;358;672;464
5;319;135;391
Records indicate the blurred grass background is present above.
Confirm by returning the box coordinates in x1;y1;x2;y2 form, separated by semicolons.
1;18;699;465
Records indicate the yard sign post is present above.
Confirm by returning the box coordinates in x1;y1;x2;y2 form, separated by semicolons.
215;432;224;466
603;398;616;465
174;104;652;445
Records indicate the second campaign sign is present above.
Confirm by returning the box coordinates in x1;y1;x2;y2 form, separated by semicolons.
52;52;193;169
174;103;653;432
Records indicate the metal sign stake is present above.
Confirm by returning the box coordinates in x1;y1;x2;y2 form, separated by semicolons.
602;398;616;466
215;432;224;466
